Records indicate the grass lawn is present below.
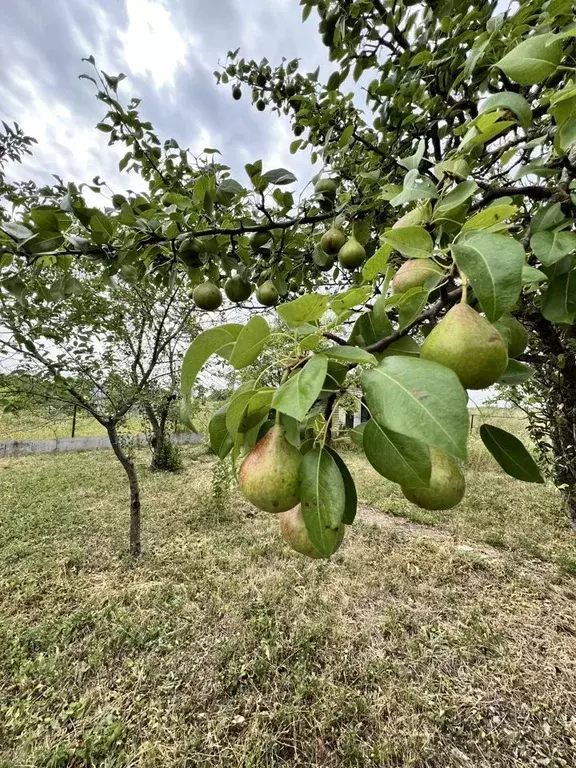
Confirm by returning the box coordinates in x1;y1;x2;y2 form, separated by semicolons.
1;426;576;766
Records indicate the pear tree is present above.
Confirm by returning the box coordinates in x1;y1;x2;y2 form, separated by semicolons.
1;2;576;556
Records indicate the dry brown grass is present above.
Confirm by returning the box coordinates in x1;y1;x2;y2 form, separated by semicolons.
1;437;575;767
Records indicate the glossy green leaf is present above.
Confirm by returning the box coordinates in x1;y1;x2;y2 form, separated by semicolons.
362;356;469;460
331;286;373;314
348;296;394;347
462;205;517;232
209;406;233;458
229;316;270;369
530;231;576;267
363;243;391;280
299;447;346;556
452;233;524;321
522;266;548;284
277;293;329;327
323;346;377;366
272;354;328;421
325;446;357;525
479;91;532;128
382;226;433;259
434;181;478;216
499;360;535;385
541;269;576;323
381;336;421;358
480;425;544;483
496;34;563;86
180;324;243;396
364;419;431;488
262;168;297;185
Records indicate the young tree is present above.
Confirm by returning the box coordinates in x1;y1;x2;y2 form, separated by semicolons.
1;2;575;554
0;268;196;556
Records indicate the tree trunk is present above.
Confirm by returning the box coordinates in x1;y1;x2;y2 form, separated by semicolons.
144;395;178;472
107;421;141;556
525;318;576;530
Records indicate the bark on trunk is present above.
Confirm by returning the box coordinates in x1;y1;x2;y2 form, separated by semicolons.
526;318;576;530
144;397;176;472
107;421;141;556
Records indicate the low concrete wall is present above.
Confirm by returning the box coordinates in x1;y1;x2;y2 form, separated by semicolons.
0;432;203;458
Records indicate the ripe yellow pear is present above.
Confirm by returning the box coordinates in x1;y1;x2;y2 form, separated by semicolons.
238;425;301;513
392;259;445;294
279;504;345;559
493;314;529;359
421;303;508;389
402;448;465;510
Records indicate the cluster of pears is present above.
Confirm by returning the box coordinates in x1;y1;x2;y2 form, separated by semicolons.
238;424;345;559
180;231;285;311
320;226;366;271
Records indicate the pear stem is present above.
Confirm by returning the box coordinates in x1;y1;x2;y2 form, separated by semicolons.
460;275;469;305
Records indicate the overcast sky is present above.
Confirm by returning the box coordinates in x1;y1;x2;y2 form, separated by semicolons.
0;0;331;196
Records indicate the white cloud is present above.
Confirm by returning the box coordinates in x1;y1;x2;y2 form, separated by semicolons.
121;0;190;89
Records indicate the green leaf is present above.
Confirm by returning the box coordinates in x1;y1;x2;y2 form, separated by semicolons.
364;419;431;488
348;297;393;347
530;231;576;266
397;288;428;331
434;181;478;216
276;293;329;327
180;325;243;396
541;269;576;323
363;243;391;280
496;33;563;86
226;388;274;438
362;357;469;460
382;226;433;259
272;354;328;421
349;422;366;449
323;346;377;366
209;406;233;458
331;286;372;314
479;92;532;128
480;425;544;483
229;316;270;369
522;265;548;284
338;124;354;148
398;139;425;171
452;233;524;321
299;447;346;556
381;336;421;358
498;360;535;385
324;446;357;525
262;168;297;185
462;205;517;232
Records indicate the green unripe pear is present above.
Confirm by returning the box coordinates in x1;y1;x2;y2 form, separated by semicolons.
314;178;337;200
280;504;345;558
250;231;271;251
338;238;366;270
256;280;279;306
293;124;304;136
256;72;267;87
232;86;242;101
256;99;266;112
421;303;508;389
238;425;301;513
321;227;347;255
493;314;529;359
224;275;252;303
392;259;445;294
178;237;203;268
402;448;465;511
192;282;222;311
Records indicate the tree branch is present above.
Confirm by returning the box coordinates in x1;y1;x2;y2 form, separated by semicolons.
470;185;555;211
